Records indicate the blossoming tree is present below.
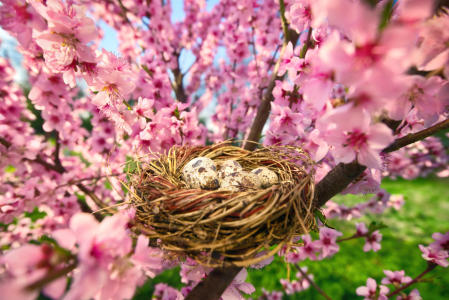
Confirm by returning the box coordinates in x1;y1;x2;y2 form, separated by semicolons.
0;0;449;299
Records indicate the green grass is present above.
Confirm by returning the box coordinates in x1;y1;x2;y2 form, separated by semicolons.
133;176;449;300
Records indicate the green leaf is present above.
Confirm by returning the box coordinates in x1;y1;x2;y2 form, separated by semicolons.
5;165;16;173
173;106;180;119
368;221;389;234
24;207;47;222
314;210;336;229
418;275;445;288
379;0;394;30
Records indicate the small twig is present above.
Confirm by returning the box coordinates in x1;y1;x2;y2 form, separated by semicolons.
294;264;334;300
25;262;77;291
386;263;437;298
251;26;260;77
383;118;449;153
55;173;127;189
300;26;313;59
54;131;62;169
279;0;289;42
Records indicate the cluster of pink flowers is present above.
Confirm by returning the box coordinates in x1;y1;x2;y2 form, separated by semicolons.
285;227;343;263
280;267;313;295
0;212;163;300
419;231;449;267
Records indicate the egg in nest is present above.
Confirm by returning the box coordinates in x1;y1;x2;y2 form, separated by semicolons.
220;171;261;192
217;160;243;184
251;167;278;188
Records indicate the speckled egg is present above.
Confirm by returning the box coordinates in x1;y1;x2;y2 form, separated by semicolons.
185;166;220;190
251;167;278;188
220;171;261;192
182;157;217;182
217;160;243;184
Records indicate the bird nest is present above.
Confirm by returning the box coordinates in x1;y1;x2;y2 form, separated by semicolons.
128;142;316;267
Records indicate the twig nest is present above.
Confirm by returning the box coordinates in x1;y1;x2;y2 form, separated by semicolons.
252;167;279;188
220;171;261;192
217;160;243;184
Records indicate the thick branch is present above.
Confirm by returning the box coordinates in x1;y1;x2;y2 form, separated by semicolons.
185;265;243;300
171;65;188;103
314;161;367;208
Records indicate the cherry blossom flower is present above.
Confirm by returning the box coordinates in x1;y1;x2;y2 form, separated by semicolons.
315;227;343;259
355;222;369;237
364;231;382;252
387;195;405;210
0;0;47;47
296;234;321;261
419;245;449;267
221;268;255;300
396;289;422;300
381;270;412;287
430;231;449;251
356;278;389;300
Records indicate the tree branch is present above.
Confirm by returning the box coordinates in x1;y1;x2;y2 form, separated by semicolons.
171;64;188;103
383;118;449;153
314;118;449;208
386;263;437;298
185;265;243;300
243;29;299;150
0;136;114;216
294;264;334;300
25;262;77;291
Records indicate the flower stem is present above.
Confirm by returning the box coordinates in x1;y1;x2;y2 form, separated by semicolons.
25;262;77;291
294;264;334;300
386;263;437;298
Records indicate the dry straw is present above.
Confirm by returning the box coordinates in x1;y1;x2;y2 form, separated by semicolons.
127;141;317;268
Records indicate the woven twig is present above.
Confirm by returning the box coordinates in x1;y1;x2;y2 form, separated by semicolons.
128;141;316;267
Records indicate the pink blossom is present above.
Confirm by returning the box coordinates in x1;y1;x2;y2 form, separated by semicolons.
153;283;184;300
133;97;155;129
381;270;412;286
388;76;444;121
430;231;449;251
221;268;255;300
250;250;274;270
396;289;421;300
387;195;405;210
278;42;300;76
356;278;389;300
321;106;394;169
296;234;321;261
290;1;313;33
90;71;136;107
364;231;382;252
0;0;47;47
315;227;343;259
270;103;304;135
419;245;449;267
355;222;369;237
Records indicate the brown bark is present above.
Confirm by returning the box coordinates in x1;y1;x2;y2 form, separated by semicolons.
185;265;243;300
